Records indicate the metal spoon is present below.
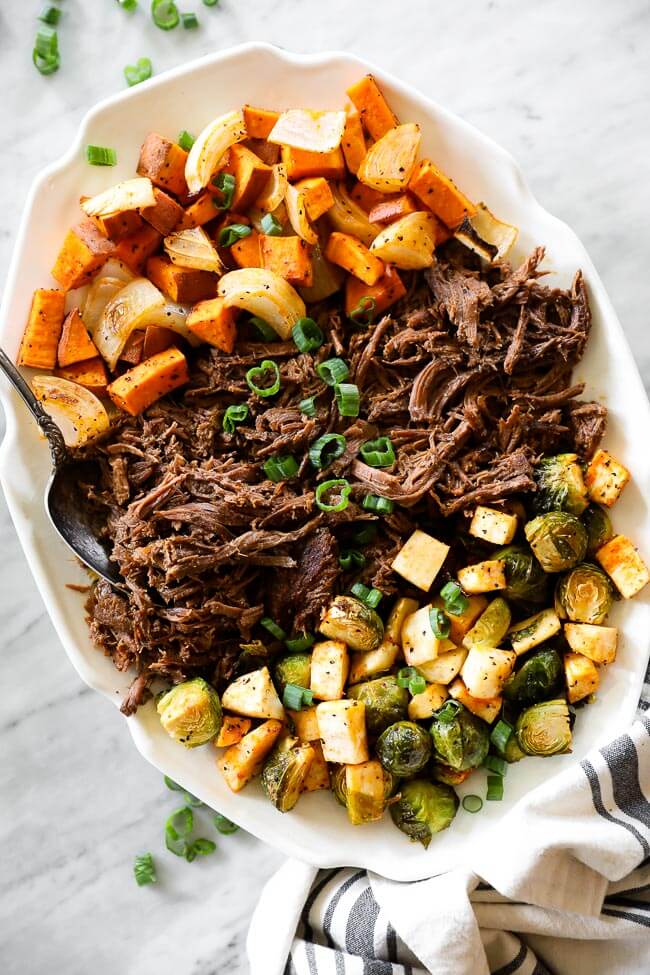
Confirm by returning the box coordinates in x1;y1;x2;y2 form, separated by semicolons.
0;348;124;589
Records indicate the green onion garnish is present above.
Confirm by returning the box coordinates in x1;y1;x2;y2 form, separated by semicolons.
185;838;216;861
264;454;299;483
151;0;180;30
249;316;277;341
360;436;395;468
429;607;450;639
309;433;346;469
178;129;195;151
218;223;252;247
315;478;352;513
39;5;61;25
285;633;316;653
202;0;219;5
462;794;483;813
361;493;393;515
486;775;504;801
33;25;60;75
353;524;377;546
86;145;117;166
396;666;419;688
351;582;382;608
339;549;365;571
133;852;157;885
260;212;283;236
124;57;153;87
490;719;513;753
163;775;202;806
246;360;280;398
334;382;360;418
283;683;314;710
165;805;194;856
117;0;138;8
222;403;249;434
212;172;236;211
440;580;469;616
316;357;349;386
213;813;239;834
292;317;323;353
260;617;286;641
299;396;317;417
435;700;461;724
349;296;376;326
484;755;507;777
409;674;426;695
182;11;199;27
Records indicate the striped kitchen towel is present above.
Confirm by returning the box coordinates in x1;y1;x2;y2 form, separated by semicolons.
247;683;650;975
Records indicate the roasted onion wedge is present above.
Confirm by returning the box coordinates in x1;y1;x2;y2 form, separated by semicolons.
357;123;421;192
164;227;225;274
218;268;306;340
184;109;247;195
328;182;376;246
254;163;288;213
370;211;437;269
81;177;156;218
94;277;165;369
285;183;318;244
32;375;110;446
298;244;344;302
82;276;128;335
268;109;346;153
454;203;518;261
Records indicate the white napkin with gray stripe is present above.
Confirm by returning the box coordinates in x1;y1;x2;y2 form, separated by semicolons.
247;681;650;975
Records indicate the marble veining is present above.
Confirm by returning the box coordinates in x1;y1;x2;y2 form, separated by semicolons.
0;0;649;972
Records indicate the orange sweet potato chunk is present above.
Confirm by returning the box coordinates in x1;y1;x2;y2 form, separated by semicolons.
368;193;419;224
324;231;384;286
341;109;367;175
345;265;407;318
186;298;238;353
215;715;252;747
57;308;98;367
243;105;280;139
260;235;313;286
408;159;476;229
296;177;335;222
89;208;143;242
219;145;272;212
346;75;398;140
119;330;145;366
146;255;218;304
281;145;346;181
56;357;108;395
108;346;189;416
349;181;387;212
232;229;262;269
137;132;189;198
178;192;222;230
114;224;162;274
245;137;281;166
140;187;184;236
51;219;115;289
143;326;177;359
18;289;66;369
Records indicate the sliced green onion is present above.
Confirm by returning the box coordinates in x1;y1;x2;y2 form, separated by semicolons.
309;433;346;469
133;852;157;885
353;524;377;546
299;396;317;417
163;775;201;806
222;403;249;434
264;454;299;483
397;666;419;688
490;719;513;753
117;0;138;8
315;478;352;513
462;794;483;814
186;838;216;862
435;700;462;724
246;360;280;398
360;436;395;468
260;617;286;641
260;212;283;236
33;25;59;75
292;317;323;353
164;775;183;792
361;493;393;515
219;223;252;247
409;674;426;695
33;48;60;75
339;549;365;571
182;11;199;27
202;0;219;5
283;683;314;710
249;316;277;341
213;813;239;834
349;296;377;326
285;633;316;653
334;382;360;418
124;57;153;87
429;607;450;639
85;145;117;166
351;582;382;608
166;806;193;838
440;580;469;616
483;755;507;777
212;172;236;211
151;0;180;30
486;775;504;801
316;357;349;386
39;5;61;25
178;129;195;151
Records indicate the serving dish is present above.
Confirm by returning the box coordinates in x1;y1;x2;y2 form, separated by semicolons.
1;43;649;881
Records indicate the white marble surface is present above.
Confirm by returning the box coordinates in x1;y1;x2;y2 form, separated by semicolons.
0;1;649;972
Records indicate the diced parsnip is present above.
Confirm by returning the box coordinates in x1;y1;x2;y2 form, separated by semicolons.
57;309;98;367
215;715;252;747
564;623;618;665
508;608;561;656
281;145;346;181
324;232;384;286
140;187;184;236
448;678;501;723
585;449;630;507
52;219;115;290
462;597;512;651
186;297;237;353
417;646;468;685
385;596;420;644
341;109;367;175
107;346;189;416
346;74;398;140
137;132;189;198
220;144;273;211
408;682;448;720
114;225;162;274
345;265;407;319
287;705;321;743
146;255;218;303
316;700;368;765
344;760;386;825
296;177;335;221
219;719;284;792
348;639;400;684
408;158;476;229
457;560;506;594
461;646;516;699
430;594;488;645
261;235;313;286
564;651;600;704
302;741;330;792
469;506;518;546
221;665;285;720
18;289;66;369
401;605;442;666
596;535;650;599
310;640;349;701
391;529;450;592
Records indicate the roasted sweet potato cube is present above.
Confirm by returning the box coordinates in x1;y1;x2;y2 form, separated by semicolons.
260;235;313;286
243;105;280;139
57;308;98;367
18;289;66;369
345;265;406;318
108;346;189;416
178;192;222;230
56;357;108;395
296;177;335;221
119;330;145;366
215;715;252;747
220;144;272;211
324;231;384;286
245;137;280;166
137;132;189;198
51;219;115;289
114;224;162;274
146;255;218;304
281;145;346;181
140;187;184;236
346;74;398;140
88;208;143;242
408;159;476;229
186;297;237;353
341;108;367;175
349;181;387;212
368;193;419;224
143;326;177;359
232;229;262;268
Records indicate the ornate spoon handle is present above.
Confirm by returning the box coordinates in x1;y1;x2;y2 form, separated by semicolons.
0;348;68;469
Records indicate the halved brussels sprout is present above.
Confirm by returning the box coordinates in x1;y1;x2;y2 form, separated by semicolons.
497;733;526;764
348;675;409;737
494;544;548;607
583;504;614;556
515;699;572;756
261;737;314;811
273;653;312;695
429;702;490;771
331;763;397;811
319;596;384;653
502;648;563;707
525;512;588;573
389;779;458;847
555;563;614;625
376;721;432;776
532;454;588;516
156;677;222;747
431;763;472;786
462;597;512;650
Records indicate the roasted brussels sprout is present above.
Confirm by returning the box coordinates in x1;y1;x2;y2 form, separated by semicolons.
499;734;526;763
502;648;563;707
430;703;490;771
376;721;432;776
515;699;572;756
494;544;548;607
331;762;397;811
583;504;613;556
273;653;312;694
524;512;588;573
463;596;511;650
261;737;314;811
532;453;588;516
157;677;222;747
389;779;458;847
554;563;614;625
319;596;384;653
432;762;472;786
348;675;409;737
